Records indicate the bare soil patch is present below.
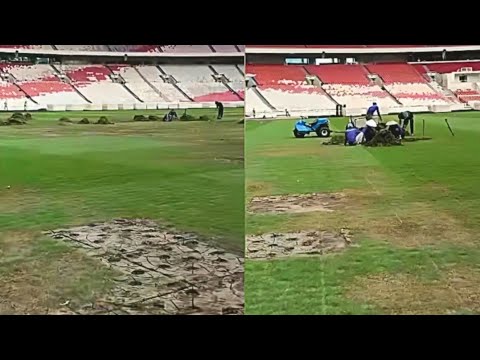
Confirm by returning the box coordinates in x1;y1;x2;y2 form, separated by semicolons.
246;229;352;260
45;219;244;315
248;192;346;214
345;268;480;314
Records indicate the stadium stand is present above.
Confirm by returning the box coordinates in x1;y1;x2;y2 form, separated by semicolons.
108;65;168;103
0;81;33;109
306;64;370;85
160;64;242;102
0;45;53;50
245;88;274;115
0;45;243;53
58;65;138;104
56;45;110;51
423;61;480;73
305;64;398;109
135;65;192;103
212;64;245;92
246;60;479;117
0;63;86;106
246;64;336;113
365;63;454;106
0;45;244;110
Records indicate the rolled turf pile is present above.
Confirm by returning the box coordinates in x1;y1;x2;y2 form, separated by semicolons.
2;113;28;125
364;128;402;147
96;116;114;125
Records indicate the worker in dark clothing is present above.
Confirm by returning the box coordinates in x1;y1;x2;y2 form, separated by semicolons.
363;119;378;142
163;109;178;122
215;101;224;120
366;102;382;122
168;109;178;120
398;111;414;136
386;120;405;139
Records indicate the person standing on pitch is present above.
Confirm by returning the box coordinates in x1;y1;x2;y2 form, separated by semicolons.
366;102;382;122
215;101;224;120
398;110;415;136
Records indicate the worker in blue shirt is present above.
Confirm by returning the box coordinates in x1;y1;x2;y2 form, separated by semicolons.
344;119;378;146
345;127;365;146
366;102;382;122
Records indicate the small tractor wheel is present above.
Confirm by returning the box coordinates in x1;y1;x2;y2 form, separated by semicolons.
316;127;331;138
293;129;305;138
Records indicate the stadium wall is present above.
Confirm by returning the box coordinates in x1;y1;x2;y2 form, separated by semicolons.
247;104;470;119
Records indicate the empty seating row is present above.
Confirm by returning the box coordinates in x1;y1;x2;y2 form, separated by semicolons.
385;82;452;106
258;84;336;111
0;45;244;53
247;64;307;85
159;64;242;101
366;63;426;84
323;84;398;108
307;64;370;85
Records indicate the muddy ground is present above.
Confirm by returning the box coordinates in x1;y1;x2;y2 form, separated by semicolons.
248;193;346;214
246;229;352;260
45;219;244;315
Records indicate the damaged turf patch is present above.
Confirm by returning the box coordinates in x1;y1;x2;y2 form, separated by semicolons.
248;192;346;214
246;229;352;259
345;267;480;314
45;219;244;315
0;188;42;214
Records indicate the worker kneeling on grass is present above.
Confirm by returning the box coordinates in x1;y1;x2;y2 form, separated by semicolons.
345;119;378;146
386;120;405;139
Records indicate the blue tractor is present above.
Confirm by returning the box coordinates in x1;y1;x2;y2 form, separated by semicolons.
293;118;331;138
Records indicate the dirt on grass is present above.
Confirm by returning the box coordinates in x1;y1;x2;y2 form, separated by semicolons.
45;219;244;315
0;188;42;214
248;192;346;214
0;248;112;315
368;202;477;248
345;267;480;314
250;186;475;249
246;181;274;197
246;229;352;260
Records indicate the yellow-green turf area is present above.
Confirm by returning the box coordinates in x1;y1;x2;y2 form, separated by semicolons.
0;108;244;314
245;111;480;315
